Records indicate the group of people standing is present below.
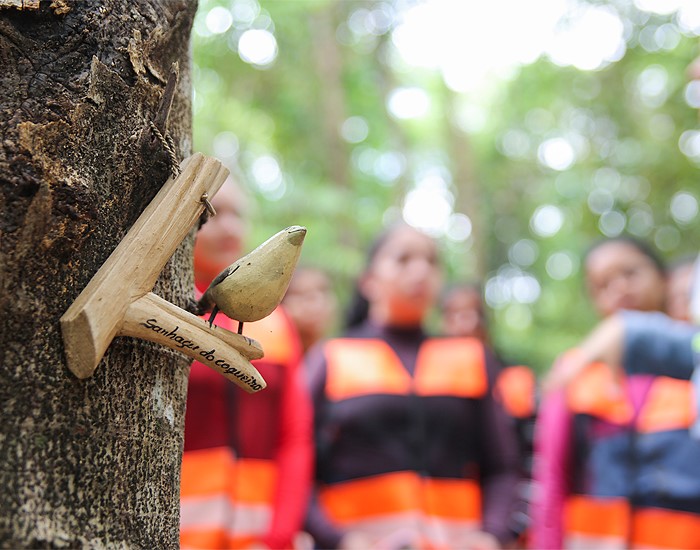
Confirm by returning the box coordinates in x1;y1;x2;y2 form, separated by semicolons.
177;175;700;549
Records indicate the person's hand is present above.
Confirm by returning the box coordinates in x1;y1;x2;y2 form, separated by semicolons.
341;528;422;550
374;527;420;549
542;314;625;394
541;349;588;394
293;531;315;550
339;531;376;550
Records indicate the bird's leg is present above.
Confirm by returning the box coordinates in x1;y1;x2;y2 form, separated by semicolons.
207;305;220;328
238;321;244;335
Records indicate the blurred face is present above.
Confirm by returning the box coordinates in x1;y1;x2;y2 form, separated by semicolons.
193;179;249;284
361;225;442;327
441;287;488;341
585;241;666;317
667;262;694;322
283;268;337;349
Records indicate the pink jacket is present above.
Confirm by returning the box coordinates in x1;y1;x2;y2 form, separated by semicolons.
530;390;571;549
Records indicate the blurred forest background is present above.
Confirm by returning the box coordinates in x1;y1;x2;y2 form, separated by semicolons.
191;0;700;372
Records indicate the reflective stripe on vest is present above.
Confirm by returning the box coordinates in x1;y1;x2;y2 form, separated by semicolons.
494;365;536;419
564;496;629;550
564;497;700;550
632;507;700;549
319;471;481;547
180;447;276;549
324;337;488;401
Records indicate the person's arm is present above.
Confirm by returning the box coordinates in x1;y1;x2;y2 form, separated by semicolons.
529;389;572;550
303;344;347;550
477;349;523;547
542;318;624;393
263;359;314;549
621;310;698;379
544;312;699;393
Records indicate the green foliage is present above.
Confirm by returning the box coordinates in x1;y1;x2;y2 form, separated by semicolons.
192;0;700;374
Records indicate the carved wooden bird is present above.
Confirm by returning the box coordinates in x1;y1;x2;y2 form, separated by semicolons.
198;225;307;332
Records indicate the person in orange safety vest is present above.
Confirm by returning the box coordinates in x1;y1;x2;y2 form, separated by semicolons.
282;265;338;354
304;222;522;549
180;177;313;549
440;283;537;543
532;236;700;549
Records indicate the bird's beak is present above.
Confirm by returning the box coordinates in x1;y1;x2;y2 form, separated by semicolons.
286;226;307;246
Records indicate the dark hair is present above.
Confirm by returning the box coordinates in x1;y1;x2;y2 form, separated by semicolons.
669;253;697;273
584;235;666;275
344;222;433;330
343;288;370;330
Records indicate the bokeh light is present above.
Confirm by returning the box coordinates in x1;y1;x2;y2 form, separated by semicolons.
684;80;700;109
387;87;431;119
677;2;700;33
627;203;655;236
498;130;531;159
212;131;240;164
546;251;578;280
232;0;260;27
238;29;278;67
634;0;685;16
341;116;369;144
374;152;405;184
655;225;681;251
509;239;539;267
446;213;473;242
251;154;285;199
547;5;625;71
678;130;700;163
538;137;576;171
206;6;233;34
530;205;564;237
402;174;454;236
670;191;699;224
587;188;615;215
637;65;669;108
598;210;627;237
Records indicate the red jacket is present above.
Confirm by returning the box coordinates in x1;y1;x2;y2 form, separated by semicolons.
181;307;313;549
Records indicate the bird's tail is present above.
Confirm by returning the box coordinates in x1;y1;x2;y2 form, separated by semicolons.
196;291;214;316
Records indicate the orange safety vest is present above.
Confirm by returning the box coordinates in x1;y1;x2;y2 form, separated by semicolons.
563;363;700;550
318;337;488;548
494;365;536;419
494;364;536;546
180;308;301;549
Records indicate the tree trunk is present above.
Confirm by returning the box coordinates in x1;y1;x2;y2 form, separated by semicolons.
309;5;349;191
442;87;486;281
308;3;359;250
0;1;197;546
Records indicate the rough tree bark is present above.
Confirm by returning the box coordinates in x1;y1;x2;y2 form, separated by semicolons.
0;0;197;546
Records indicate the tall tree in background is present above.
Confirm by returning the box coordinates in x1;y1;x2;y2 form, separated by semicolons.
0;1;196;545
